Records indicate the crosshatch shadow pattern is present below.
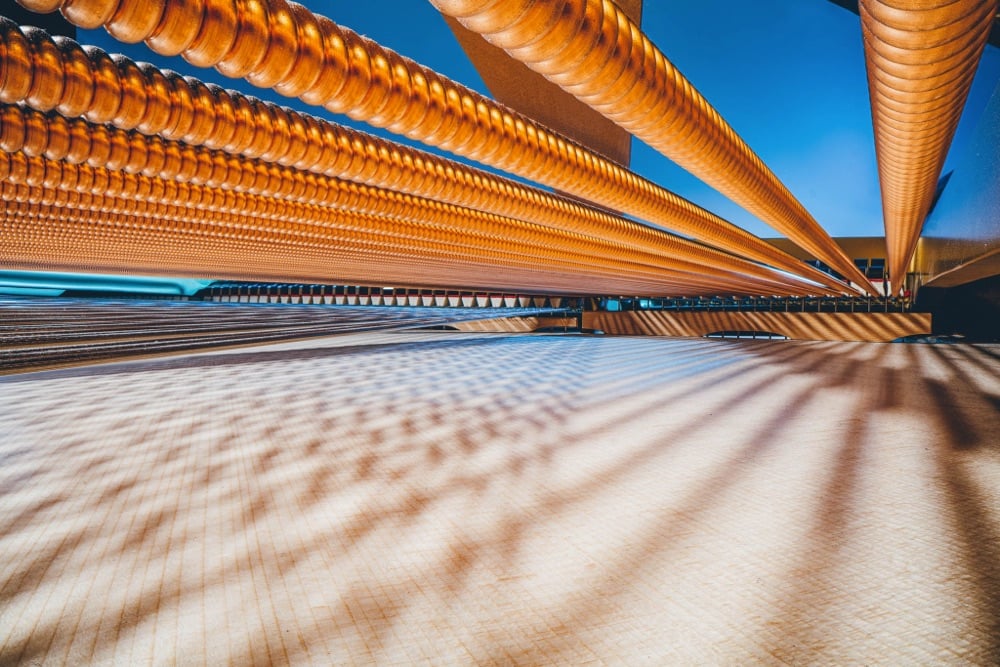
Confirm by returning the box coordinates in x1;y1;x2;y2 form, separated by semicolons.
1;333;998;665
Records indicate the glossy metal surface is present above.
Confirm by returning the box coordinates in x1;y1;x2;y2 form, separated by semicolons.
4;7;854;294
9;109;820;289
0;138;817;296
429;0;875;291
916;80;1000;287
860;0;996;292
